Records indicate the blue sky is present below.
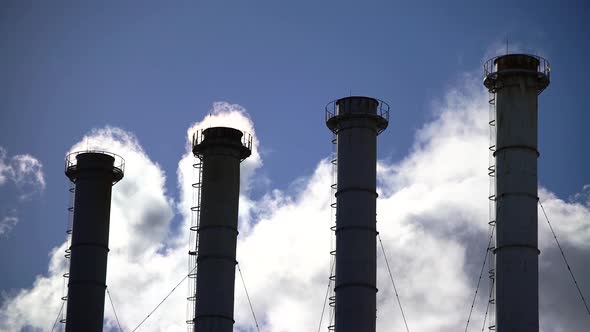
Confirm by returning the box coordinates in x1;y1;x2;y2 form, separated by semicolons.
1;1;589;331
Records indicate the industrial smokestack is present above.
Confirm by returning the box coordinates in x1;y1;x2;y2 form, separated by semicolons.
484;54;550;331
191;127;251;332
64;151;124;331
326;96;389;332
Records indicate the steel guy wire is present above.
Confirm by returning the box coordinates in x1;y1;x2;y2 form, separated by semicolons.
237;262;261;332
317;257;336;332
464;226;495;332
50;300;65;332
378;233;410;332
131;265;197;331
480;273;495;332
539;201;590;317
107;286;124;331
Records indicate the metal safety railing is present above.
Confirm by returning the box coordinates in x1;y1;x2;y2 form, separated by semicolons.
484;54;550;94
325;98;390;135
192;129;253;161
65;150;125;184
484;54;550;79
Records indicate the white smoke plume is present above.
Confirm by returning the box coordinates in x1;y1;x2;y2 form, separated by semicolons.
0;82;588;332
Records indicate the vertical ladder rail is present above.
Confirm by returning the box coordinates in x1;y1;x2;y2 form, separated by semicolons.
487;91;497;331
328;132;337;332
59;184;75;327
186;146;204;332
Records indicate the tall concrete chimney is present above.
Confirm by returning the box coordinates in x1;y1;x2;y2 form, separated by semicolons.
484;54;550;332
326;96;389;332
64;151;124;331
190;127;251;332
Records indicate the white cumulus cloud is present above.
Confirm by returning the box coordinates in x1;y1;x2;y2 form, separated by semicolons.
0;146;46;198
0;147;45;236
0;84;588;332
0;215;18;237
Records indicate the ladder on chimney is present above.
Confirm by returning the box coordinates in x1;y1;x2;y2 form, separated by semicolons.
485;91;497;331
186;156;203;332
58;184;75;328
328;132;338;331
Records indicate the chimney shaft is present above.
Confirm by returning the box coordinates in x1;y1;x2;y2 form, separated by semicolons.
192;127;251;332
326;96;388;332
484;54;550;332
64;152;124;332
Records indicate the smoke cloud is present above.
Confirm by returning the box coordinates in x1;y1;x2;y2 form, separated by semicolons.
0;80;588;331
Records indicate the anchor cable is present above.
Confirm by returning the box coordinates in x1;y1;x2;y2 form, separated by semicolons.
539;201;590;316
237;263;261;332
378;233;410;332
317;258;336;332
131;265;196;331
50;300;65;332
107;286;124;331
464;226;495;332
